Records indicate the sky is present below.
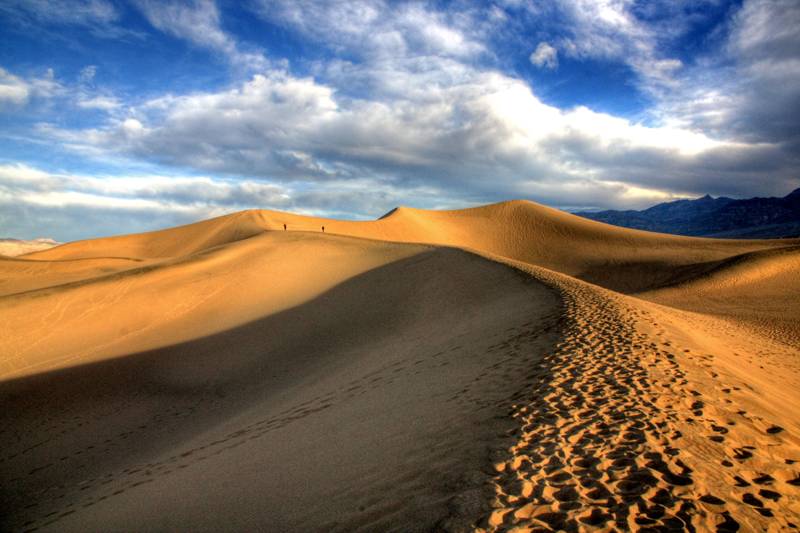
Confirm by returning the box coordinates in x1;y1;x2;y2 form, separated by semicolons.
1;0;799;241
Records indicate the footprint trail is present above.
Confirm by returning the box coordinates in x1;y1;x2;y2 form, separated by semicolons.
475;266;800;532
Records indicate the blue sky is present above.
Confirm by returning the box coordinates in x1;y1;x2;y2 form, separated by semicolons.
1;0;798;241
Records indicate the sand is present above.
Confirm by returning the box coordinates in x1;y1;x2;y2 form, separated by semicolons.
1;201;799;531
0;238;58;257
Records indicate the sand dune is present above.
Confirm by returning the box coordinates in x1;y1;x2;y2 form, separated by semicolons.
0;255;144;297
642;244;800;347
476;263;800;531
26;210;268;261
2;200;799;531
1;241;560;532
0;238;58;257
1;233;433;379
30;202;794;293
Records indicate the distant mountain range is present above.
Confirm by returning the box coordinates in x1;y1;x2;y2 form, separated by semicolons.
577;188;800;238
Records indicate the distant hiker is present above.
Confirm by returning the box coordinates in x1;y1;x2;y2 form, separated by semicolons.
321;226;325;233
283;223;287;231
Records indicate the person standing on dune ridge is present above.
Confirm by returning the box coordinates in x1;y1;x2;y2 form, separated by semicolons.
322;226;325;233
283;223;286;231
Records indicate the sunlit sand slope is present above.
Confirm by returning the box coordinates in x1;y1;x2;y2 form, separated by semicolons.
0;255;143;297
25;210;268;260
29;202;796;293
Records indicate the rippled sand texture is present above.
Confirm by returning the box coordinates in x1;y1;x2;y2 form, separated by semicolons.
1;201;798;531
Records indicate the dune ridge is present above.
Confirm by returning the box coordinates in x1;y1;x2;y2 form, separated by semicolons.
30;202;793;293
2;200;799;531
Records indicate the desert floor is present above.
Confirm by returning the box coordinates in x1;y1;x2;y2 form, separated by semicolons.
1;201;799;531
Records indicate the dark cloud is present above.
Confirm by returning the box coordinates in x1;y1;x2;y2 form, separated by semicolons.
664;0;800;145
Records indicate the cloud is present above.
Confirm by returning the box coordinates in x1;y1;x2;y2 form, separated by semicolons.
518;0;798;148
524;0;697;95
0;162;277;207
0;162;286;240
134;0;267;70
645;0;800;154
0;0;118;26
74;65;123;112
78;65;97;84
0;64;124;124
3;0;799;243
0;0;131;39
697;0;799;144
76;95;121;110
0;162;455;240
38;60;799;217
254;0;486;62
0;64;120;115
0;67;64;108
529;42;558;69
0;68;30;106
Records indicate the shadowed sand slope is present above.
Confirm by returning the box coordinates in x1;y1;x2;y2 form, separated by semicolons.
0;246;560;532
4;200;800;531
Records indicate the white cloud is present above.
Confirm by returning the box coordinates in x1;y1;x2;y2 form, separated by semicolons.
29;68;63;98
134;0;267;70
255;0;485;61
730;0;799;60
0;66;64;108
0;0;136;40
529;42;558;69
0;68;30;106
0;162;289;214
522;0;798;148
656;0;800;144
0;0;118;26
0;162;451;240
0;162;234;240
77;95;121;110
0;64;123;114
79;65;97;84
544;0;688;94
38;60;796;214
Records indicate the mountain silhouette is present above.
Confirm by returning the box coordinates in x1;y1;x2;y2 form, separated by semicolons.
578;188;800;238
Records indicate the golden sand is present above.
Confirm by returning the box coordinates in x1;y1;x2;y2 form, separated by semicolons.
1;201;798;531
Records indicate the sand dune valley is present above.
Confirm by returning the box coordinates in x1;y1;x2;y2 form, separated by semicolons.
1;200;800;532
